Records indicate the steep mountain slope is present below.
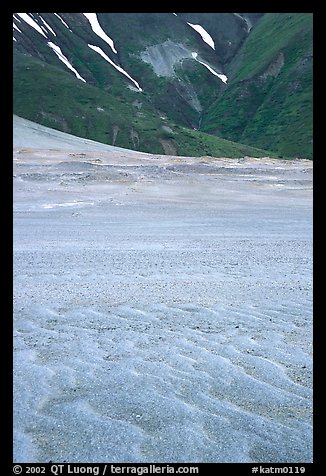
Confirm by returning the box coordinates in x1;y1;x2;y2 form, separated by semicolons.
201;13;313;158
13;12;312;158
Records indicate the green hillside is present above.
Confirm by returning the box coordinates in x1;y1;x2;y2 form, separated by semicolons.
13;52;273;158
13;13;312;159
201;13;313;158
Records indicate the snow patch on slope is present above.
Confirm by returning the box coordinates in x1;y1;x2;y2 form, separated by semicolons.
47;42;86;83
187;22;215;50
39;16;57;36
54;13;72;32
16;13;47;38
13;22;22;34
140;40;227;84
88;44;142;91
83;13;117;54
192;52;228;83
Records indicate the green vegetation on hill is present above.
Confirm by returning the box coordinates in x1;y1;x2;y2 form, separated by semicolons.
201;13;313;159
13;12;312;159
13;52;273;158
